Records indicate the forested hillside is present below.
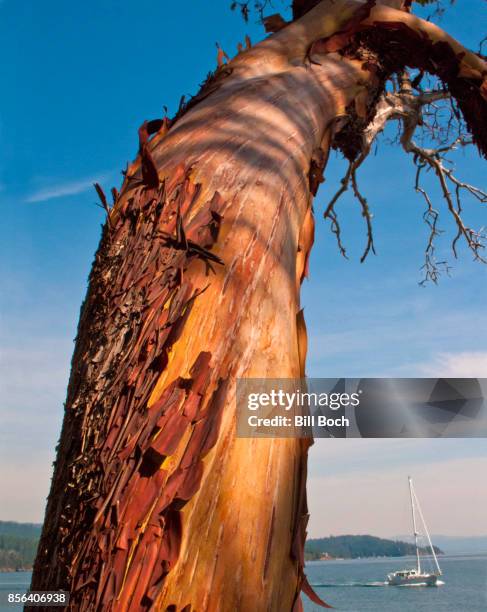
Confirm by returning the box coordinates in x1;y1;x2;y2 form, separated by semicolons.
305;535;443;560
0;523;446;570
0;522;41;571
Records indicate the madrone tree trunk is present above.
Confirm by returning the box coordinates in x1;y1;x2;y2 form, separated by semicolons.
31;1;487;610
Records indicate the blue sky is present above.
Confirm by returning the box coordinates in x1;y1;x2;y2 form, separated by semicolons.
1;0;486;534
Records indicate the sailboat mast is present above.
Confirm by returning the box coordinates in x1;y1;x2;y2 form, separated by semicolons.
411;484;442;576
408;476;421;573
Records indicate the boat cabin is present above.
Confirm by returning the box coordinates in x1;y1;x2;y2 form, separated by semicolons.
394;570;419;577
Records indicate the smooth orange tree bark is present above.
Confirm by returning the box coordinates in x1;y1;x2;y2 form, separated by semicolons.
31;1;487;610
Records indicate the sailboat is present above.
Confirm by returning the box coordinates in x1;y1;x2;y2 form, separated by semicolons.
387;477;443;586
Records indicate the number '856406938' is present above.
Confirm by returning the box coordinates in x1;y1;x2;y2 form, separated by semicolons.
7;591;69;606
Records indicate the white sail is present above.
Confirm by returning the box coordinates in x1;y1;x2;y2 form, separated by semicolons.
409;476;421;573
410;478;442;576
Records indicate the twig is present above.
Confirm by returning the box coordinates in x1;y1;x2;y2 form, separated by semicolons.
322;76;487;282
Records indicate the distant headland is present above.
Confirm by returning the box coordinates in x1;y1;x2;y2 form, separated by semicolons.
2;521;478;572
0;521;42;572
305;535;443;561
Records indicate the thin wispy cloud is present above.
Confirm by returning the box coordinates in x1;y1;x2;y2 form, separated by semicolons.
418;351;487;377
306;310;487;378
25;173;109;203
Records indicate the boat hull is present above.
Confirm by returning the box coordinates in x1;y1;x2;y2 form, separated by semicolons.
388;573;438;586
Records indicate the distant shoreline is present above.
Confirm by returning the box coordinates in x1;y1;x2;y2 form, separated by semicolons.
306;551;487;562
2;553;487;575
304;534;443;562
2;521;486;572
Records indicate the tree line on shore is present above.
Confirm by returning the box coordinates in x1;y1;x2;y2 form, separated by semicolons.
305;535;443;561
0;522;444;571
0;522;41;571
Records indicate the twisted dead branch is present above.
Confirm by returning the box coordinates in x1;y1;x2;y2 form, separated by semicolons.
325;74;487;283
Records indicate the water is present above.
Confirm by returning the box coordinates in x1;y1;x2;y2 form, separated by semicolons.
304;555;487;611
0;556;485;611
0;572;31;611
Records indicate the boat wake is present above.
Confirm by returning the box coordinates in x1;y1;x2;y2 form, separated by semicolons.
311;579;444;588
311;582;388;588
394;580;445;587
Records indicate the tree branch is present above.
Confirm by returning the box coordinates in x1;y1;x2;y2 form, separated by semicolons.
324;78;487;281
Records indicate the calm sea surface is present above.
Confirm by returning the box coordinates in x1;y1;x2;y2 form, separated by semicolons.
304;555;487;612
0;555;485;611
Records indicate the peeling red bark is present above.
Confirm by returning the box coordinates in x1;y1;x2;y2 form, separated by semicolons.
32;166;233;609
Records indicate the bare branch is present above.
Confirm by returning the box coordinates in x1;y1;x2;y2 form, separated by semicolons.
324;78;487;282
324;153;366;261
401;115;487;265
231;0;279;23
